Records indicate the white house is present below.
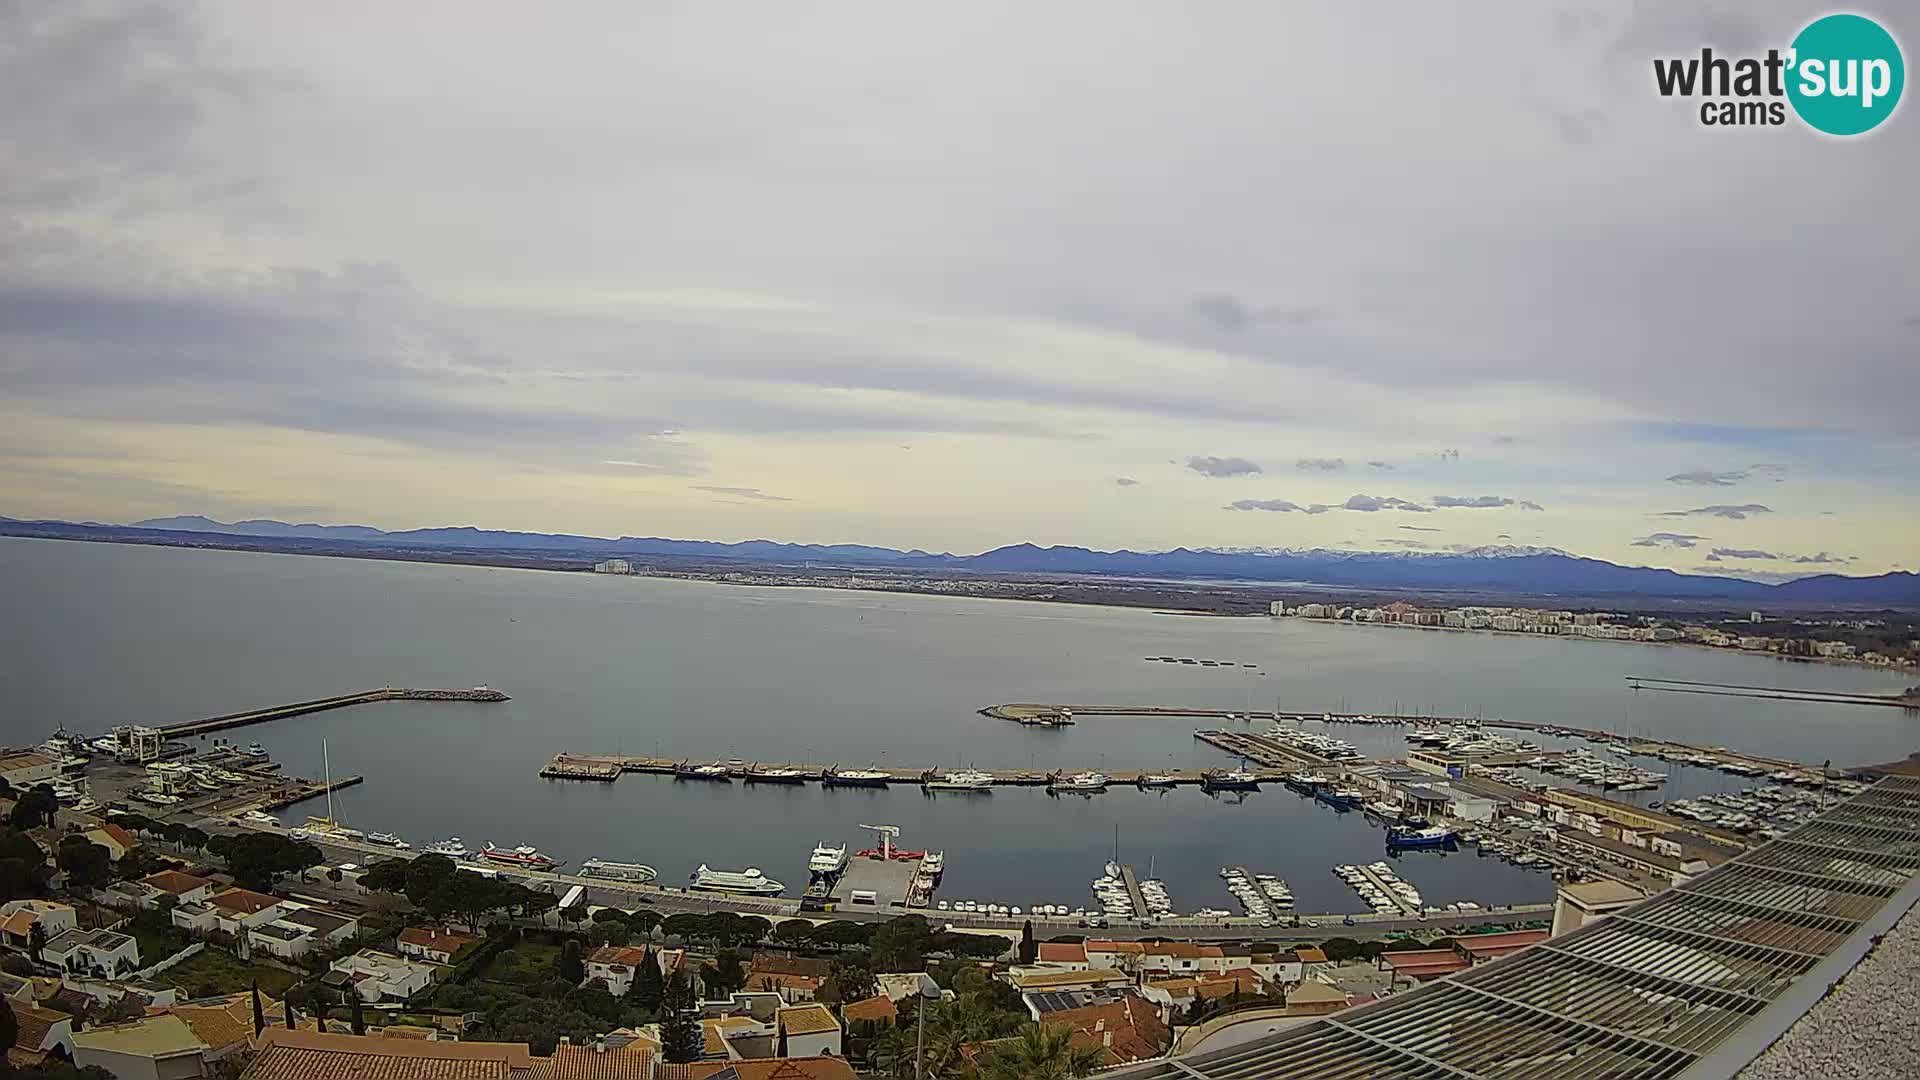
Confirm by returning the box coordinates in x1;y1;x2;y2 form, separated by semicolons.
170;902;220;934
584;944;654;996
325;950;436;1002
776;1004;843;1059
43;928;141;977
9;1000;76;1066
0;751;62;789
396;926;480;965
204;888;292;938
139;870;216;909
245;905;359;960
1;900;78;953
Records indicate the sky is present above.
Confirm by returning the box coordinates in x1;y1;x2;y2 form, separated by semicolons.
2;2;1916;579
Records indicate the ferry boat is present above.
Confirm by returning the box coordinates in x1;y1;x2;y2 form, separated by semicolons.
743;766;807;785
809;843;849;876
1048;771;1110;793
674;762;732;781
923;769;995;791
1200;769;1260;792
822;767;891;788
1135;774;1179;789
690;864;784;895
581;859;659;883
480;844;561;870
1387;825;1460;849
422;838;469;858
367;832;409;848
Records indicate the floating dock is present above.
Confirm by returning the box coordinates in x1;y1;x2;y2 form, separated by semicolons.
1351;863;1420;916
829;852;923;910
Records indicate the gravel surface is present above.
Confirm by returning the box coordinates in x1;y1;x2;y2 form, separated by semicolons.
1740;900;1920;1080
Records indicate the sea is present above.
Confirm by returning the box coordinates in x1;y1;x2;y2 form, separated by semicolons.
4;536;1913;915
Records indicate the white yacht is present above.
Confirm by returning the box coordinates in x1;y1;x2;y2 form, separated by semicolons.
367;832;408;848
923;769;995;791
422;838;469;859
809;843;850;876
690;865;785;895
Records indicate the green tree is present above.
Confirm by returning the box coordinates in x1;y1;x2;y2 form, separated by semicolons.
223;833;323;891
628;953;664;1012
771;919;813;949
558;939;585;985
560;902;589;928
28;922;49;961
0;827;52;899
350;992;366;1036
823;961;876;1006
869;915;933;971
658;968;702;1064
10;785;59;831
623;909;660;940
698;949;746;996
56;837;115;890
1018;919;1037;965
0;995;16;1055
976;1022;1106;1080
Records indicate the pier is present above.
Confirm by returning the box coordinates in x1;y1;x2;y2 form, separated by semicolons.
160;686;509;738
1117;863;1149;918
536;753;1294;788
249;774;365;813
1352;864;1419;915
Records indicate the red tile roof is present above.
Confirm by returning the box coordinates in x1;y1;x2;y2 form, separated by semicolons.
586;945;651;969
1381;949;1471;979
143;870;213;896
840;995;896;1023
398;927;480;955
1036;942;1088;964
1453;930;1549;958
241;1029;533;1079
1044;993;1171;1065
208;888;282;916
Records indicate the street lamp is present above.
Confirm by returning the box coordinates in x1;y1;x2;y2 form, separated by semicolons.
913;974;941;1079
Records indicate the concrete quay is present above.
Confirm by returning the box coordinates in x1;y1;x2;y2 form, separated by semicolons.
537;752;1295;788
159;686;509;739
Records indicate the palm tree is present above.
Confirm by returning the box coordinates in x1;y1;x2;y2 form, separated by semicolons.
975;1023;1105;1080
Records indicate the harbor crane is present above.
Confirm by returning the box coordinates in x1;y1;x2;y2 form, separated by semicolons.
858;823;900;861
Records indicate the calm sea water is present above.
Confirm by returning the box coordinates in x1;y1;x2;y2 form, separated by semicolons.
4;537;1912;914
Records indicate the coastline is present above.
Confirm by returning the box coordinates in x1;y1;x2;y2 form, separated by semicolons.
5;528;1913;680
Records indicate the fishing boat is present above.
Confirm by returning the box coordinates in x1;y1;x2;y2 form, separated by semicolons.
1387;825;1460;849
581;859;659;883
743;765;808;785
367;832;409;848
1200;769;1261;792
923;769;995;791
1315;786;1366;811
1135;774;1179;789
822;766;891;788
690;864;784;895
422;838;469;858
480;844;561;870
674;761;732;781
809;843;849;876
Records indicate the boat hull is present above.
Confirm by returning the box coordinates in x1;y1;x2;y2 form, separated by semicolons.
822;773;890;788
743;773;807;784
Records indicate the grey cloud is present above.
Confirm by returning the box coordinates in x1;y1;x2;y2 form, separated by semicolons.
1399;525;1442;532
1495;533;1513;540
1343;494;1430;513
1553;108;1604;146
1226;499;1302;512
1659;504;1772;520
1434;449;1461;462
1667;470;1748;486
1518;500;1544;511
1190;294;1251;332
1366;461;1394;470
1186;455;1262;478
1710;547;1777;561
1296;457;1346;472
1378;538;1430;549
1491;435;1516;445
692;485;791;502
1792;552;1852;564
1632;532;1709;549
1431;495;1518;509
1114;476;1140;487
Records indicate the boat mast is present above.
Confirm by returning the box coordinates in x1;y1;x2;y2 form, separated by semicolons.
324;737;335;823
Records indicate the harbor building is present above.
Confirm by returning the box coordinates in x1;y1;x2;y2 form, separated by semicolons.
1550;878;1645;937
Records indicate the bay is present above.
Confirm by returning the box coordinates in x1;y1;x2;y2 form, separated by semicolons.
4;536;1912;915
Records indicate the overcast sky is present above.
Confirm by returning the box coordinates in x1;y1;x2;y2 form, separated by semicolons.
2;1;1915;576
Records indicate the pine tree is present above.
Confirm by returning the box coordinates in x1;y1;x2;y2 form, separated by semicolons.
350;990;366;1036
559;939;586;984
627;952;665;1013
659;968;702;1063
251;983;265;1036
1018;920;1037;965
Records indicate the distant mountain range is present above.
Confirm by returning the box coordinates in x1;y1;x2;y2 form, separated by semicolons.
1;513;1913;606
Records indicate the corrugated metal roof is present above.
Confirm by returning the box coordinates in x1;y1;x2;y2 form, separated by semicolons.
1112;775;1920;1080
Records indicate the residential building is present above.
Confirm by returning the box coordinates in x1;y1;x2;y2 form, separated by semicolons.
325;950;437;1002
1280;980;1350;1016
776;1003;843;1058
840;994;896;1026
246;905;359;960
1004;967;1133;994
396;925;481;964
140;870;216;909
747;951;832;1001
165;993;287;1063
0;752;61;789
83;823;141;861
239;1029;534;1079
1452;929;1549;966
653;1059;858;1080
1552;879;1646;937
70;1014;207;1080
1034;941;1089;968
0;900;77;953
170;902;219;934
204;888;291;938
585;944;654;996
42;927;141;977
1292;946;1329;975
1378;949;1469;986
6;1000;76;1068
1044;992;1172;1067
